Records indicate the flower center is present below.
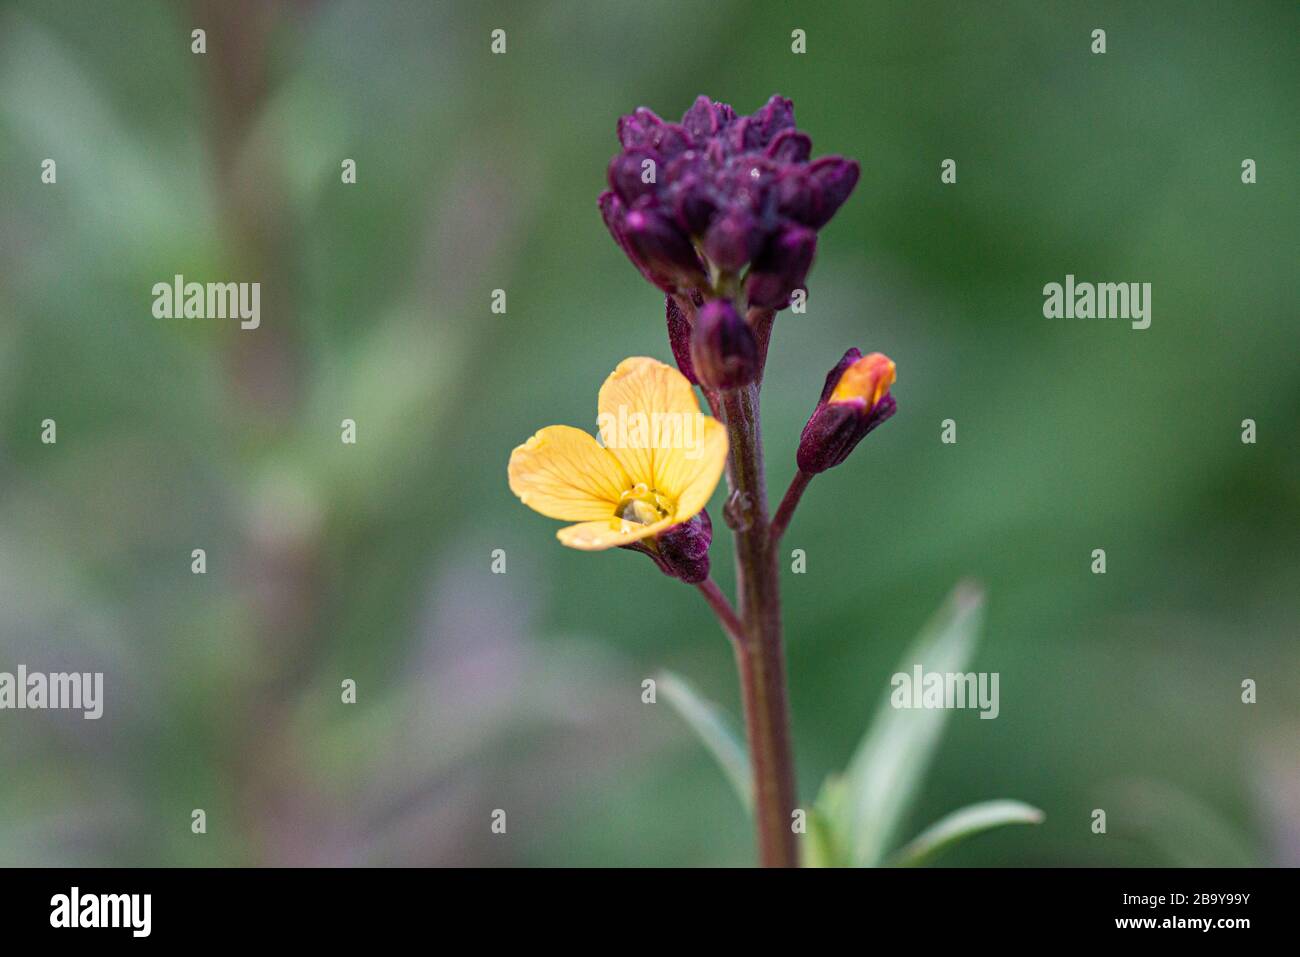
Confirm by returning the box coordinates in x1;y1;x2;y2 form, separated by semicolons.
613;483;675;527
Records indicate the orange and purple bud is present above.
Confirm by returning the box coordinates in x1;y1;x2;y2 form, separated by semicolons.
796;349;897;474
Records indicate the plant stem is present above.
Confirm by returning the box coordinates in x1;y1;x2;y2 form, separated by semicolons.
695;578;746;650
770;469;813;545
720;384;799;867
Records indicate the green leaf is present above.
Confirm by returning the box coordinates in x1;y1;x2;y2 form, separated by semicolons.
657;671;752;813
802;802;842;868
890;800;1045;867
1108;779;1256;867
822;581;986;866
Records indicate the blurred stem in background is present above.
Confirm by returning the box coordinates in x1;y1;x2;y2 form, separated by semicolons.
198;0;325;862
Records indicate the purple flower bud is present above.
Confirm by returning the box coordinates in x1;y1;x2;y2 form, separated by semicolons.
618;107;664;149
666;294;698;384
702;208;761;272
655;123;695;158
690;299;758;391
621;203;708;293
751;95;796;145
796;351;897;474
602;94;860;303
674;182;718;237
608;149;659;204
599;190;635;265
651;509;714;584
776;167;823;227
745;226;816;310
600;190;662;290
682;95;725;139
806;157;860;228
766;129;812;164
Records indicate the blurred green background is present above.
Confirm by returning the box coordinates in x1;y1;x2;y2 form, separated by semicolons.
1;0;1296;866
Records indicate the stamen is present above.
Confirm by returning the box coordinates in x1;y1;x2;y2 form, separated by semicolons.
614;485;675;527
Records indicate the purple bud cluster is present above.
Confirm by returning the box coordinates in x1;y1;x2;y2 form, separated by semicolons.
599;94;859;310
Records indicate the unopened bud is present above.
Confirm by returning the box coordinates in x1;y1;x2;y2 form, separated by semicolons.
690;300;758;390
744;224;817;310
796;350;897;474
622;509;713;584
621;204;708;292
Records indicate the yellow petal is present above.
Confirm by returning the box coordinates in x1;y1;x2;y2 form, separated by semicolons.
655;415;728;520
596;356;703;487
829;352;896;409
556;515;675;551
508;425;631;521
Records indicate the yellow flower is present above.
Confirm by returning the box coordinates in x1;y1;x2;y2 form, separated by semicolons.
508;357;729;550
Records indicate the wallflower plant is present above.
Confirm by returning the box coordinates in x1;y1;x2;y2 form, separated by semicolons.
509;95;1041;866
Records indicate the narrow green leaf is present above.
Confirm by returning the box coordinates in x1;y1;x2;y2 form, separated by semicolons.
1109;779;1256;867
890;800;1045;867
657;671;752;813
802;804;841;868
828;581;986;866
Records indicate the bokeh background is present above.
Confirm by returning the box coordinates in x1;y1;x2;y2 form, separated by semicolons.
1;0;1296;866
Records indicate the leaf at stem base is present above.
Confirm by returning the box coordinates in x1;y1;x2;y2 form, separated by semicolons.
657;670;753;814
889;800;1045;867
